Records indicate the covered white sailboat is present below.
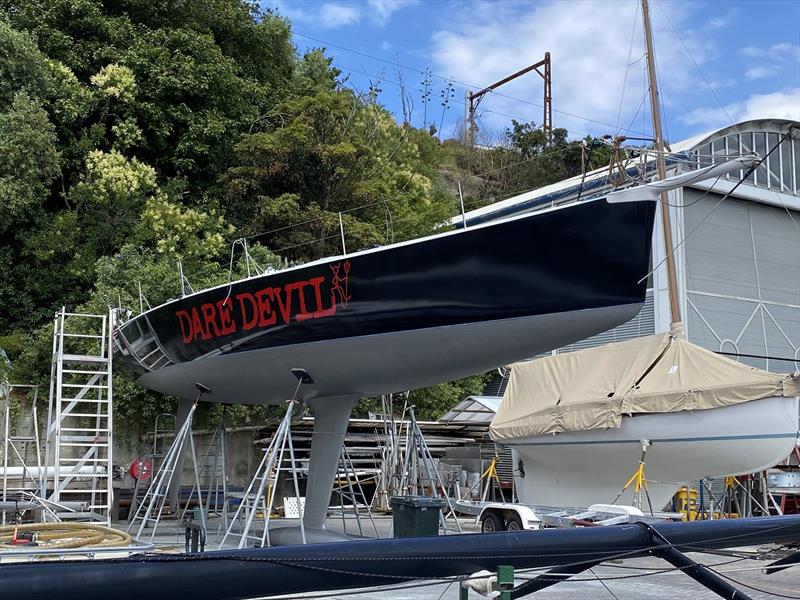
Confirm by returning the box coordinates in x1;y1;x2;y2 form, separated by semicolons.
490;332;800;510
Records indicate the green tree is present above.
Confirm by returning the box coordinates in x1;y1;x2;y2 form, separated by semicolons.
0;92;60;230
3;2;566;434
225;89;454;261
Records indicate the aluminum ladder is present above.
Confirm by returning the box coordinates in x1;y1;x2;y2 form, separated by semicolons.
44;308;114;524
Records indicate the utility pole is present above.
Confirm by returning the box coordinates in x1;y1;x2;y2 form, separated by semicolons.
641;0;681;328
466;52;552;146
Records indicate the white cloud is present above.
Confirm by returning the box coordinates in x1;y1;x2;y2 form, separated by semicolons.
319;3;361;27
739;42;799;84
706;16;727;29
380;40;393;51
680;88;800;128
708;78;737;90
274;1;360;28
741;43;800;60
705;8;737;30
276;0;415;28
428;1;711;138
367;0;418;26
745;66;778;80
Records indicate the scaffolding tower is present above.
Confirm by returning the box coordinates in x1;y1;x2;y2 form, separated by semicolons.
44;308;114;524
1;385;43;524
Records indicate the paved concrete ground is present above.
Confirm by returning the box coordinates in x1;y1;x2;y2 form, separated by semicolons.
137;514;798;599
288;554;798;600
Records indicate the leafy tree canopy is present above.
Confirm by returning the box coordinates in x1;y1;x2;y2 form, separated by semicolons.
0;0;610;434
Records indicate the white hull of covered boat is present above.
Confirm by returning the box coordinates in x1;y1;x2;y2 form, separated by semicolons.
506;396;799;510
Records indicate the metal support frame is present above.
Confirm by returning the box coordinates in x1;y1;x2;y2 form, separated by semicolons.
179;409;229;527
44;308;114;524
333;443;380;538
219;397;306;549
479;455;506;504
398;406;462;534
130;412;176;518
371;393;403;513
219;369;312;549
611;439;653;514
1;385;42;524
127;384;209;541
466;53;551;146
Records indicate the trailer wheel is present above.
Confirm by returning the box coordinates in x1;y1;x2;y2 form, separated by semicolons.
481;512;505;533
506;514;523;531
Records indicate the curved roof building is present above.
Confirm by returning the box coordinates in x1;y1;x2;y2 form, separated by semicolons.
462;118;800;373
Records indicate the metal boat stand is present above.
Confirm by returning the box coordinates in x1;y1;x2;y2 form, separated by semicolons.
399;407;462;534
218;369;312;549
218;398;306;548
332;443;380;538
127;384;209;541
179;408;230;530
611;439;654;514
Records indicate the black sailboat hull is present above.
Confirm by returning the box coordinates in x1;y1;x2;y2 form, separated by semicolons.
116;198;656;403
1;516;798;600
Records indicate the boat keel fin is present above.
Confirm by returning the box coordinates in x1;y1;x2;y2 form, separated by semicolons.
303;395;360;530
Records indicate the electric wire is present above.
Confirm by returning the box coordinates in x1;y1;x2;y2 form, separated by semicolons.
333;60;591;138
769;162;800;233
616;0;642;133
621;89;649;139
591;566;622;599
292;30;650;137
638;132;789;284
653;0;740;133
710;570;800;599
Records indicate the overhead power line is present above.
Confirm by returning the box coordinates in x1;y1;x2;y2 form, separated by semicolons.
333;61;549;135
293;30;650;137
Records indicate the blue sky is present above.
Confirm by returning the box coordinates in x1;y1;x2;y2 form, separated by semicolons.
266;0;800;144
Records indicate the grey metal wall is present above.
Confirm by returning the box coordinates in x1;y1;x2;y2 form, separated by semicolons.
558;289;656;353
683;189;800;372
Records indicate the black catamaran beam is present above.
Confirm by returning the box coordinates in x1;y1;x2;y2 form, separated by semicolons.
1;516;798;600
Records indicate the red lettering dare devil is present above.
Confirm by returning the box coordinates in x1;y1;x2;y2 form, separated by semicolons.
175;261;351;344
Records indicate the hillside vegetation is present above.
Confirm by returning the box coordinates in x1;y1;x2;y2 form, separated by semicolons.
0;1;609;431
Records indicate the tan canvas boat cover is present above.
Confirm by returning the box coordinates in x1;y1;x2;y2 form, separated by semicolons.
490;333;800;441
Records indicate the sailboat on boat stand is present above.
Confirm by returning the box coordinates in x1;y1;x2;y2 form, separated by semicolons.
488;0;799;513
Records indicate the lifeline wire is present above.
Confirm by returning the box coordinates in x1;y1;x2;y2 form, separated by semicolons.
261;542;797;600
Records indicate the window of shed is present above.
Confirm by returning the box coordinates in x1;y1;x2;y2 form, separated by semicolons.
767;132;781;189
780;138;793;193
754;133;767;186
